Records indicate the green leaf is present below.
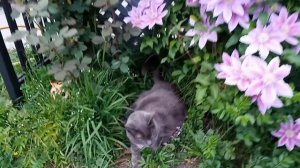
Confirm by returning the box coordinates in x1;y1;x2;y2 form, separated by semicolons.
10;9;20;19
64;28;78;38
258;12;269;25
195;22;207;32
60;26;69;35
74;51;83;59
111;60;120;69
26;35;39;45
146;38;154;49
129;27;141;36
82;56;92;64
48;4;59;14
109;0;118;5
36;0;48;11
191;56;201;64
225;34;240;49
123;33;131;42
6;30;28;42
194;74;210;86
168;40;180;59
171;70;182;76
39;11;50;17
54;71;66;81
94;0;107;8
161;57;168;63
121;57;129;63
120;63;129;73
195;86;207;105
102;27;113;37
210;84;219;99
53;37;64;47
283;49;300;67
64;60;78;71
92;36;103;45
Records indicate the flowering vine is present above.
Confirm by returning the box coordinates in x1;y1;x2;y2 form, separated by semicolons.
124;0;168;29
273;117;300;151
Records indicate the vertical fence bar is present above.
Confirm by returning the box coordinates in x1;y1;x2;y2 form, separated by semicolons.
1;0;29;72
0;31;23;103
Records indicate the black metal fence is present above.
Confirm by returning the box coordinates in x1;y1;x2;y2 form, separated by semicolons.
0;0;43;103
0;0;173;103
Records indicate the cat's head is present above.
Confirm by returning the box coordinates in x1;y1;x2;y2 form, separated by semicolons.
125;111;159;150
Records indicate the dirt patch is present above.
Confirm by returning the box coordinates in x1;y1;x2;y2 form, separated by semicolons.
175;158;200;168
114;148;131;168
114;149;199;168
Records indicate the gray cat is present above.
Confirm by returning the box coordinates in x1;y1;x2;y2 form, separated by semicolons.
125;69;187;168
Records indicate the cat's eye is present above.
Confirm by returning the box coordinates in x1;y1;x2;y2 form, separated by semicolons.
135;133;143;139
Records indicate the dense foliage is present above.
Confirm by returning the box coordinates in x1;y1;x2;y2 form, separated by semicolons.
1;0;300;167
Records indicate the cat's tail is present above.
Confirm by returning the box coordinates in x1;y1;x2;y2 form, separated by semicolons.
142;55;163;82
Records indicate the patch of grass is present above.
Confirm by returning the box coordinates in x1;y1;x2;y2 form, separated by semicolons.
0;66;140;167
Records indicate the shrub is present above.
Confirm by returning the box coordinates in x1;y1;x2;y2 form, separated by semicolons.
3;0;300;167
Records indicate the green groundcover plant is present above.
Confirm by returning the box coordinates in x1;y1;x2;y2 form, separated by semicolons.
1;0;300;167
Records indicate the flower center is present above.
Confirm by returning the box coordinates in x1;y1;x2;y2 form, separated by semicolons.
258;33;269;43
263;73;275;85
285;130;295;138
282;24;290;34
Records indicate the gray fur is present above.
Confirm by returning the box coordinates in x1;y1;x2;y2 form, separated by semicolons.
125;70;187;168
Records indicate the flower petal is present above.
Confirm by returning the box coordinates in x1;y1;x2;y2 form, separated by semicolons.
208;32;218;42
223;7;233;23
274;65;291;79
268;57;280;72
232;4;244;16
199;35;208;49
275;81;293;98
272;97;283;108
186;29;197;36
240;35;251;44
245;44;258;55
278;136;288;147
261;86;277;106
286;138;295;151
268;41;283;55
245;80;263;96
259;46;270;59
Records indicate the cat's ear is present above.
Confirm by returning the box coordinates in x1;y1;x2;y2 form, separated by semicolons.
148;117;154;129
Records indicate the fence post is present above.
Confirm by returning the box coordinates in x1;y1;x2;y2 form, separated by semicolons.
0;31;23;103
1;0;29;72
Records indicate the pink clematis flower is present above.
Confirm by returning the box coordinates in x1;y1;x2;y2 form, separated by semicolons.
252;95;283;114
215;50;240;79
186;0;200;7
124;7;147;29
186;12;218;49
215;50;251;91
200;0;250;23
272;118;300;151
240;21;284;59
139;0;164;7
124;0;168;29
252;3;282;20
270;7;300;45
144;3;168;29
215;3;250;32
245;57;293;107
